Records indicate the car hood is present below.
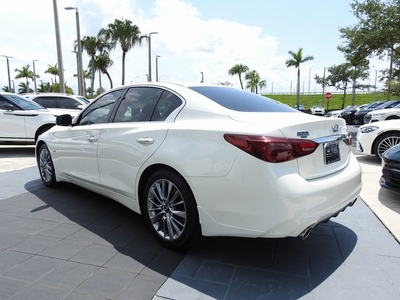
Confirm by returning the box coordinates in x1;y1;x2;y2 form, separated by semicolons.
360;119;400;129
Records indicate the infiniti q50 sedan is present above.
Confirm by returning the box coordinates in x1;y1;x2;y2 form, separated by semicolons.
36;82;362;249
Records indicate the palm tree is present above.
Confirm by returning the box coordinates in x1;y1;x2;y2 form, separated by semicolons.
80;36;102;96
44;64;59;83
93;52;114;89
285;48;314;106
37;82;52;92
98;18;141;85
2;86;11;92
17;82;33;94
228;64;249;89
245;70;265;93
14;65;38;92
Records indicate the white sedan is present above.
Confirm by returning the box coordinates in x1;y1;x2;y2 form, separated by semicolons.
356;119;400;159
310;105;325;116
36;82;362;249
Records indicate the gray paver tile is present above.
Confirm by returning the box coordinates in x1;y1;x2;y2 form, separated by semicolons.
0;250;32;274
0;229;31;250
63;291;106;300
74;267;136;299
9;235;61;254
0;276;28;299
104;248;156;273
194;261;235;284
38;239;91;260
36;261;99;290
39;223;81;239
8;283;69;300
378;255;400;294
116;274;166;300
69;243;119;267
2;255;62;282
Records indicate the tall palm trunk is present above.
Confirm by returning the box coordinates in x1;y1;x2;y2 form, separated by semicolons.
121;51;127;85
296;68;301;106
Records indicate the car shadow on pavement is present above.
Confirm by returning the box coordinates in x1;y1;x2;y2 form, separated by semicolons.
355;154;381;166
0;146;35;158
18;181;358;299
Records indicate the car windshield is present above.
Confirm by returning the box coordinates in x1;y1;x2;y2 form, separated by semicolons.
76;96;90;104
189;86;295;112
3;94;45;110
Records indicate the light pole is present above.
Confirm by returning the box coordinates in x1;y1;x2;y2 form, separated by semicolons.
321;67;326;106
33;59;38;93
374;67;378;101
141;32;158;82
1;55;13;92
65;6;84;96
156;55;160;82
52;0;65;93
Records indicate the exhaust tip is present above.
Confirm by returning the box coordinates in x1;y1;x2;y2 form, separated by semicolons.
299;226;314;240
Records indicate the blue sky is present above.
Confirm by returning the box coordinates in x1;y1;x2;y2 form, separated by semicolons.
0;0;387;94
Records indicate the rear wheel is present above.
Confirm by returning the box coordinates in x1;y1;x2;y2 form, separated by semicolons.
142;170;199;249
38;144;57;187
374;133;400;160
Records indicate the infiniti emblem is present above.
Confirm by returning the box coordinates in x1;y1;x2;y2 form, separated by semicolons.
332;124;339;133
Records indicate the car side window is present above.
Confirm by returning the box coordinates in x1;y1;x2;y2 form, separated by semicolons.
34;97;57;108
58;97;79;109
156;91;182;121
113;87;163;123
79;90;123;125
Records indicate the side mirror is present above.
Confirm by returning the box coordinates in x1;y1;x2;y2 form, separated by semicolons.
56;114;72;126
0;103;16;111
76;104;84;110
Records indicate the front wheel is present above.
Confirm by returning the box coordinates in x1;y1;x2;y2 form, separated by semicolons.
374;133;400;160
142;170;199;249
38;144;57;187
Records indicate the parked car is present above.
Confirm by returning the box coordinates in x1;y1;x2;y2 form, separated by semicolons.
338;104;369;124
356;120;400;159
23;93;90;110
0;92;79;145
310;105;325;116
327;109;342;118
354;100;400;125
365;103;400;123
294;104;306;112
36;82;361;249
380;144;400;193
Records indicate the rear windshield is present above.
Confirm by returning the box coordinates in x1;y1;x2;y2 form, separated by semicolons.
189;86;295;112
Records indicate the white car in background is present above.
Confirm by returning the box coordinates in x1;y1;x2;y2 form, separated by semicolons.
310;105;325;116
356;119;400;159
0;92;79;145
364;104;400;123
36;82;361;249
327;109;342;118
23;93;89;110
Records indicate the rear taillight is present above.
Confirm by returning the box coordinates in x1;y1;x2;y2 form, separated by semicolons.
224;134;319;163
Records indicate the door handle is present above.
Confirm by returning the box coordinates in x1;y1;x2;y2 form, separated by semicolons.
87;136;97;143
137;137;154;145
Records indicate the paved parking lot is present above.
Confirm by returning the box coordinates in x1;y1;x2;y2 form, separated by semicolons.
0;146;399;300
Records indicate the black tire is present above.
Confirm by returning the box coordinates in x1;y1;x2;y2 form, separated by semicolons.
374;132;400;160
37;144;57;187
142;170;199;249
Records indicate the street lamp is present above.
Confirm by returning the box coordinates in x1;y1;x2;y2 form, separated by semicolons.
156;55;160;82
52;0;65;93
65;6;84;96
200;72;204;83
141;32;158;82
1;55;13;92
33;59;38;93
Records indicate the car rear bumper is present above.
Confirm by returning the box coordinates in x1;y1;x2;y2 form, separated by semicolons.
190;153;362;238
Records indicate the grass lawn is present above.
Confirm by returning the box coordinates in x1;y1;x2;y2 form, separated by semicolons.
263;92;395;112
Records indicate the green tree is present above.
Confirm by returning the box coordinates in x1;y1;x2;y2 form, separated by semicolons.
2;86;11;92
339;0;400;97
44;64;59;83
98;18;141;85
285;48;314;106
37;82;52;92
245;70;266;94
17;82;33;94
80;36;106;96
228;64;249;89
14;64;38;92
90;52;114;89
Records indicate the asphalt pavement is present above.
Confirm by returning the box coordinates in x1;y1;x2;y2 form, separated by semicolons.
0;144;399;300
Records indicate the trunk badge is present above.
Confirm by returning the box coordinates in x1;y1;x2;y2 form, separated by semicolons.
297;131;310;138
332;124;339;133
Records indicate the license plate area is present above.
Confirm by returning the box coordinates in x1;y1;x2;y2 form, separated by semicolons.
324;142;340;164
